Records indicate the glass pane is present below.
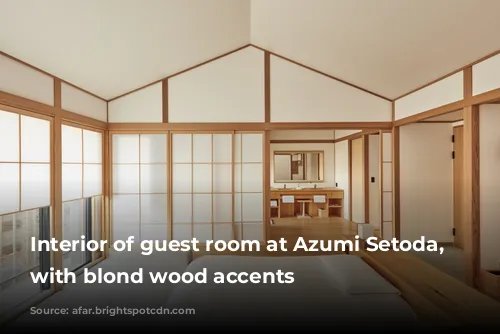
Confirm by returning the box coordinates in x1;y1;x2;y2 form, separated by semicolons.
0;163;20;215
112;195;140;242
241;134;262;163
0;209;42;316
113;134;139;164
213;134;232;163
62;199;85;271
140;134;167;163
62;125;82;163
193;134;212;163
140;194;167;225
83;164;103;198
113;164;139;194
0;110;19;162
83;130;102;164
172;134;191;163
192;164;211;193
172;164;191;193
62;164;83;201
21;164;50;211
20;116;50;163
140;164;167;194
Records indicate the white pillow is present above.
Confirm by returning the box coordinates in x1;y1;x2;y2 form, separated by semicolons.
318;255;400;295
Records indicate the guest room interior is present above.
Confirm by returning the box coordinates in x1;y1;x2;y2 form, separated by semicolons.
1;0;500;330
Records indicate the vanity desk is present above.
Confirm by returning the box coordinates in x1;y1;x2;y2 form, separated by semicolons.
270;187;344;219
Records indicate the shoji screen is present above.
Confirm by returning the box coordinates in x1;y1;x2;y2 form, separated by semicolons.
0;108;51;315
62;124;103;270
112;134;168;243
171;132;264;242
171;133;234;242
234;133;264;241
380;132;393;240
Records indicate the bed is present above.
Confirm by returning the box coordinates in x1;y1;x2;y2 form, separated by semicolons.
164;254;421;330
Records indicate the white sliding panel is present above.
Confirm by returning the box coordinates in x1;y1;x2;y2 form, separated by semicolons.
380;132;394;240
171;133;234;243
112;134;168;243
234;133;264;241
351;138;365;224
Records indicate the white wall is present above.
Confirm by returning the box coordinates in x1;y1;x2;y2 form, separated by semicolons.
479;104;500;271
334;140;350;220
473;53;500;96
0;53;54;106
61;83;107;122
368;134;380;228
351;138;365;224
395;71;463;120
270;143;335;188
169;47;265;123
108;83;163;123
400;123;453;242
270;56;392;122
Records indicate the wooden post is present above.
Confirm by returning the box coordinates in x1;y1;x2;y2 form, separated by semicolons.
462;105;480;287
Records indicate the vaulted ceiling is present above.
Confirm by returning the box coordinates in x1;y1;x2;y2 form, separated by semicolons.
1;0;500;100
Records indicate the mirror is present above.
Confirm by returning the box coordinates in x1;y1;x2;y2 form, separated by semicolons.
273;151;324;183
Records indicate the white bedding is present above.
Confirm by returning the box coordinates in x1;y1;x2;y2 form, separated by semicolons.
165;254;419;330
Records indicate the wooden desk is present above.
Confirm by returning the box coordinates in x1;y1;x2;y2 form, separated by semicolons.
270;187;344;218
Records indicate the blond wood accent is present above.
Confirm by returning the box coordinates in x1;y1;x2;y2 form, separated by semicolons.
463;105;480;287
453;125;464;249
264;51;270;123
270;188;344;219
479;269;500;300
263;130;271;240
52;80;63;291
392;126;400;239
463;66;472;98
348;139;352;221
363;135;369;224
108;122;392;131
162;79;168;123
356;247;500;327
270;139;334;144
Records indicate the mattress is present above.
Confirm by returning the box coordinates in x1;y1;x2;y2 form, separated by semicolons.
164;254;419;330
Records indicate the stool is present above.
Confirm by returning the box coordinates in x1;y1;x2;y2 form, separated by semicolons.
297;200;312;218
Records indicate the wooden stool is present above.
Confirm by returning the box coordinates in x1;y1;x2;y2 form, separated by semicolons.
297;200;312;218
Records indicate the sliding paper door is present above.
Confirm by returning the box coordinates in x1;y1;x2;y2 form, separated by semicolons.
380;132;393;240
62;124;104;271
234;133;264;241
0;108;51;315
112;134;168;242
171;133;234;242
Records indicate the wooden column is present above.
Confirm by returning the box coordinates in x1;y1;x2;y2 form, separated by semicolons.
392;126;400;240
52;79;63;291
363;135;370;223
463;105;480;287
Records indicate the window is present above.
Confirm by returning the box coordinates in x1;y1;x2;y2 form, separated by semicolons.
0;109;51;315
61;124;104;271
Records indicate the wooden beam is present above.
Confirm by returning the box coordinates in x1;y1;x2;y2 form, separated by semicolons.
264;51;271;123
462;105;480;287
270;139;334;144
162;79;169;123
348;139;352;223
263;130;271;241
392;126;400;240
463;66;473;98
52;80;63;291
